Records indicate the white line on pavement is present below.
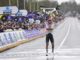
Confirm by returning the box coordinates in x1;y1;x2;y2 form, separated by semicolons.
55;23;71;53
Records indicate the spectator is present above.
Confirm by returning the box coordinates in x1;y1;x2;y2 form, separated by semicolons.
0;23;4;32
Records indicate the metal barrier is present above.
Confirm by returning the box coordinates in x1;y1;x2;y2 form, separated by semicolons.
0;29;47;48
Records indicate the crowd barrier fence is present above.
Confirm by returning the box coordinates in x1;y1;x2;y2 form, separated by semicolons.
0;29;47;52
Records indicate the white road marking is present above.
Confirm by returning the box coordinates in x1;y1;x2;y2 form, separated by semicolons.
56;23;71;50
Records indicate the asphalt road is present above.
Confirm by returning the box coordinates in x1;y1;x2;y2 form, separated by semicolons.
0;17;80;60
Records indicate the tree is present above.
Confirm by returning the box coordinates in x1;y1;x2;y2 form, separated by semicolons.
60;1;78;14
11;0;17;6
0;0;9;6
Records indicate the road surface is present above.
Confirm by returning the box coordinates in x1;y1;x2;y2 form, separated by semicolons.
0;17;80;60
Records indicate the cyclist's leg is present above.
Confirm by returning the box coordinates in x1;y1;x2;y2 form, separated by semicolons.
46;34;49;53
50;33;54;53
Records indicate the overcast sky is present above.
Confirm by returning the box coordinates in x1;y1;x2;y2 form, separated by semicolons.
49;0;80;4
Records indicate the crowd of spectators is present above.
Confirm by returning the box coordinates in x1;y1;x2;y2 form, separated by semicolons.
0;10;64;33
0;11;47;33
